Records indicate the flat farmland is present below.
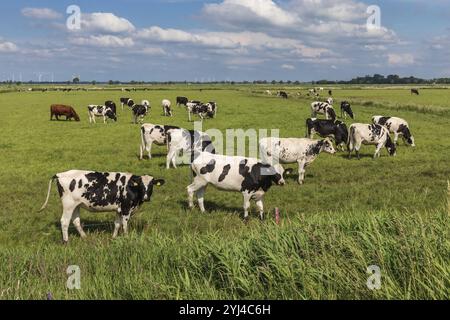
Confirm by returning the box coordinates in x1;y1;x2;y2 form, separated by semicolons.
0;86;448;299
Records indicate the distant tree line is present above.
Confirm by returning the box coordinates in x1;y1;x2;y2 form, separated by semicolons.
2;74;450;85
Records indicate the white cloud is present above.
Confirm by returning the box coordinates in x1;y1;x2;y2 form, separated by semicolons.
21;7;62;20
281;64;296;70
0;41;18;52
203;0;300;28
137;27;328;58
70;35;134;48
80;13;135;33
387;53;415;66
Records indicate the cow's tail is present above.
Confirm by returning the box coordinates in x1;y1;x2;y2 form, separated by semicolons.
140;126;147;155
39;176;57;212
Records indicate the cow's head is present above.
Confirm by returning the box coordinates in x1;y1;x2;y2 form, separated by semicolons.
399;124;415;147
72;111;80;122
385;135;397;156
140;176;165;201
321;138;336;154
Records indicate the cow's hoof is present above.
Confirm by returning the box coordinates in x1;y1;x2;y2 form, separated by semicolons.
62;240;68;245
243;218;249;225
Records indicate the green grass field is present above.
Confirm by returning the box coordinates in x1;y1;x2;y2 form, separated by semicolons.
0;85;449;299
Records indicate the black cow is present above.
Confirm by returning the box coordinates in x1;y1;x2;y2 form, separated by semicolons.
176;96;189;107
39;170;165;242
306;118;348;150
411;89;420;95
278;91;288;99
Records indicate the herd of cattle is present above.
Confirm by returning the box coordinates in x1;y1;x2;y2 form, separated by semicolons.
50;96;217;126
41;91;415;243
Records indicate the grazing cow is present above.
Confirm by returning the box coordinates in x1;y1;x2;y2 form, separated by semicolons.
166;129;216;169
319;87;324;92
140;124;180;160
176;96;189;107
131;104;148;124
308;88;316;95
188;153;286;220
162;99;172;117
311;102;336;121
39;170;165;242
372;116;415;147
50;105;80;121
328;90;333;96
265;90;272;95
348;123;397;159
88;105;117;124
120;98;134;110
105;101;117;115
326;97;334;105
186;101;215;121
278;91;288;99
260;137;336;185
411;89;420;95
306;118;348;150
340;101;354;119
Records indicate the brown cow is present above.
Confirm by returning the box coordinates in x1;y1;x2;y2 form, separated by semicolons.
50;105;80;121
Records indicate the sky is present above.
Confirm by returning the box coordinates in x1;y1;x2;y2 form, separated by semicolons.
0;0;449;82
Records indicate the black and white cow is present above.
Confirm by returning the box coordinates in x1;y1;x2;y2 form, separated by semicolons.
141;100;150;108
120;98;134;110
372;116;415;146
278;91;288;99
306;118;348;150
131;104;148;124
340;101;354;119
166;129;216;169
162;99;173;117
326;97;334;105
188;153;286;220
259;137;336;185
105;101;117;115
88;105;117;124
140;123;180;160
186;102;215;121
39;170;165;243
348;123;397;159
176;96;189;107
311;101;336;121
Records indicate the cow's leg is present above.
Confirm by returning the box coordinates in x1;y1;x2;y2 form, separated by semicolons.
393;132;399;145
112;213;122;238
60;201;76;243
121;214;131;235
166;147;177;169
374;143;383;159
187;179;207;209
355;141;362;160
254;193;265;220
243;192;252;221
196;186;207;212
297;160;306;184
103;116;107;124
71;206;87;238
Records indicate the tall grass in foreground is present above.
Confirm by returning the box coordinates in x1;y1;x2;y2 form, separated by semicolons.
0;208;448;300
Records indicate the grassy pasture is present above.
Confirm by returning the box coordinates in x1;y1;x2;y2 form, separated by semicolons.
0;86;448;299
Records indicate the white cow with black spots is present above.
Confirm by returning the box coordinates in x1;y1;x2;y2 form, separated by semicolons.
139;124;180;160
39;170;165;243
87;105;117;124
166;128;216;169
260;137;336;185
372;116;415;147
311;101;336;120
188;153;286;220
348;123;397;159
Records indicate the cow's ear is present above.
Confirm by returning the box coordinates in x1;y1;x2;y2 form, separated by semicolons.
153;179;165;186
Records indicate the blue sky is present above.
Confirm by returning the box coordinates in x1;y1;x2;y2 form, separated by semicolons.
0;0;449;82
